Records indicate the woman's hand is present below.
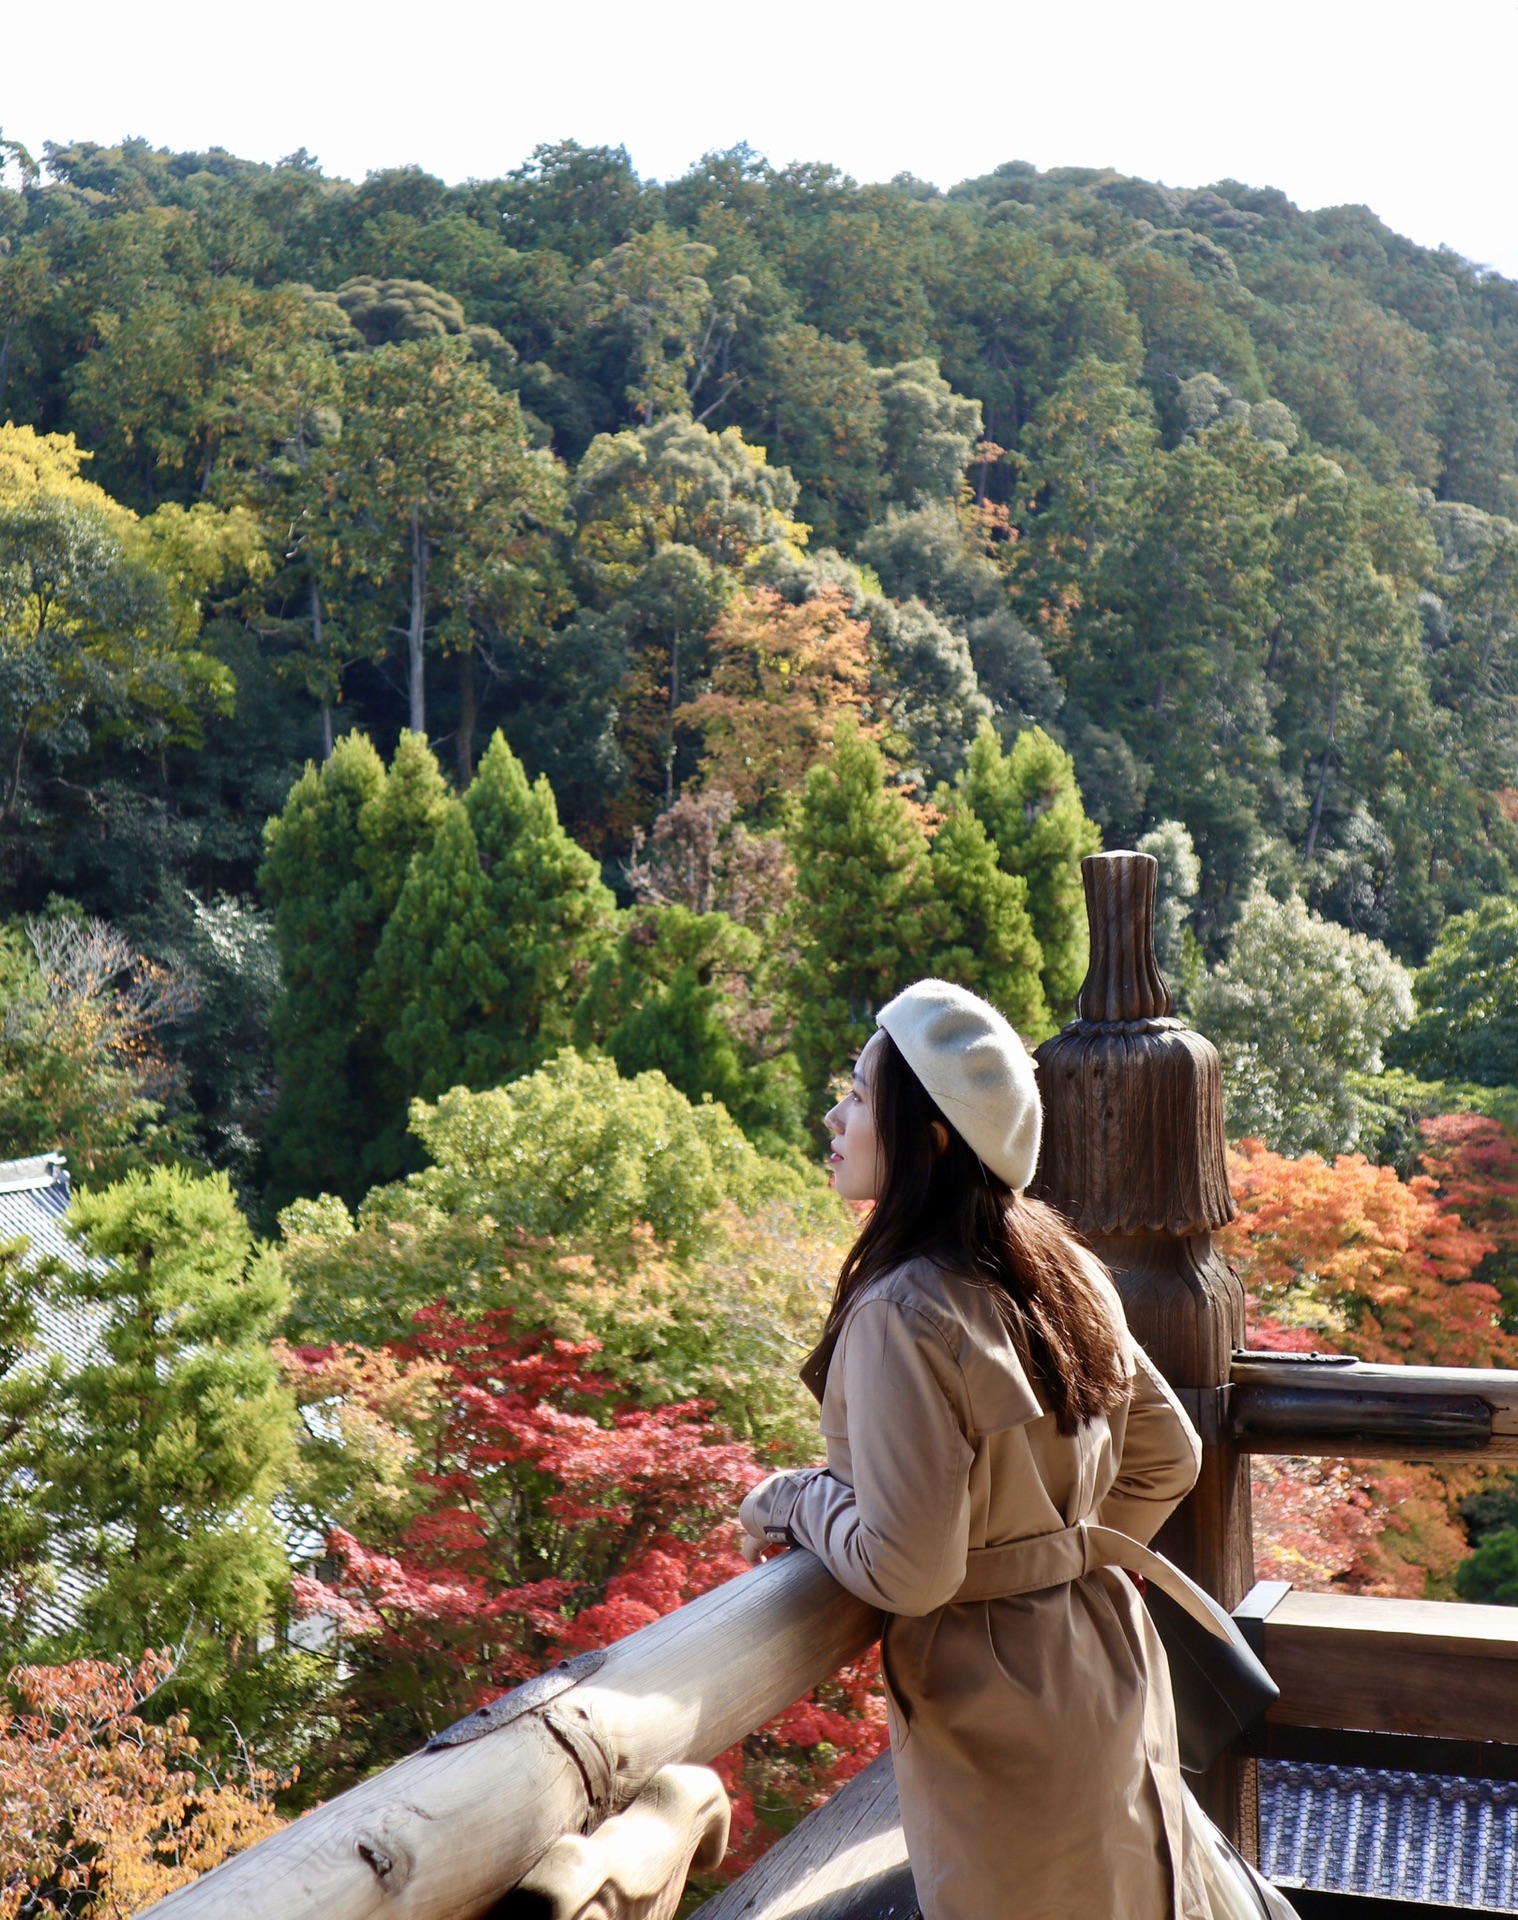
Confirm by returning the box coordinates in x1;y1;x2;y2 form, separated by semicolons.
741;1531;790;1566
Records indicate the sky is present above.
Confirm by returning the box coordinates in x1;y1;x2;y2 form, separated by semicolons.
6;0;1518;277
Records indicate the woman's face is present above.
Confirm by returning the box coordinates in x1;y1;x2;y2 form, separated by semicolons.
824;1030;885;1203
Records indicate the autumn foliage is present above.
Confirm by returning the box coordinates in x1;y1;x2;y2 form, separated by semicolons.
1221;1135;1518;1597
679;587;874;816
1222;1137;1508;1366
0;1651;283;1918
285;1306;885;1863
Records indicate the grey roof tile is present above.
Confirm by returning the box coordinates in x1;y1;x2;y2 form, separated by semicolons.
1261;1761;1518;1911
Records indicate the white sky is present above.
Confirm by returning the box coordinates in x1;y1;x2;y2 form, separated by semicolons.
6;0;1518;277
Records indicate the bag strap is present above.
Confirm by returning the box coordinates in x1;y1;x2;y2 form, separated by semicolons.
954;1521;1255;1661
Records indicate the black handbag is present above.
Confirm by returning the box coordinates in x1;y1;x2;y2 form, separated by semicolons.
1145;1580;1279;1774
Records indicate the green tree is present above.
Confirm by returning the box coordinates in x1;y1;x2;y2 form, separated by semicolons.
35;1168;293;1697
873;358;982;506
1393;897;1518;1089
927;801;1049;1035
1193;885;1414;1156
372;731;615;1100
0;1231;55;1648
747;325;885;545
572;904;804;1155
961;722;1100;1016
867;595;991;788
788;719;935;1106
0;492;232;828
260;730;449;1206
570;415;802;604
401;1049;806;1256
314;337;567;743
584;224;749;426
1136;819;1202;991
1010;357;1157;653
1455;1528;1518;1606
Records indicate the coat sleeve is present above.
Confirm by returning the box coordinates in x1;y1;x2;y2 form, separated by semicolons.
1095;1343;1202;1545
741;1298;975;1616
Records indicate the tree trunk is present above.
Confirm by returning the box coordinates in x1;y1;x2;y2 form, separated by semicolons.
408;505;427;736
1304;630;1344;862
310;578;334;760
458;647;477;785
665;621;682;808
2;717;30;822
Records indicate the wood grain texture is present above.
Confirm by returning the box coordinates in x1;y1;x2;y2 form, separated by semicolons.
140;1554;881;1920
1263;1590;1518;1744
689;1753;918;1920
1033;854;1234;1238
1075;852;1173;1023
1230;1355;1518;1461
1032;853;1254;1851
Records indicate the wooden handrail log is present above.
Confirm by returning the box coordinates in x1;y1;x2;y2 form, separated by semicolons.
141;1553;881;1920
1230;1353;1518;1460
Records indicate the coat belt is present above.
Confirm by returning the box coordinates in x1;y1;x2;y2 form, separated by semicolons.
954;1521;1242;1653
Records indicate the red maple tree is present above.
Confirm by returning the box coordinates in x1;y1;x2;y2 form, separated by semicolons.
285;1307;884;1868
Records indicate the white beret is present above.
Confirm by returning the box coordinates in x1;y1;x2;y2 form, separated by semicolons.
876;978;1042;1192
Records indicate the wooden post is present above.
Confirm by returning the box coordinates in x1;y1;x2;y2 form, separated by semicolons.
1031;850;1257;1852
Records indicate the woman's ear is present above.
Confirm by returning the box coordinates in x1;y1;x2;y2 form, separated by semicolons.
930;1120;949;1156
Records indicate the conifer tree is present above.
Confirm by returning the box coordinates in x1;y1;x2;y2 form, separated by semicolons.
375;731;615;1098
260;734;387;1207
35;1169;293;1704
359;728;452;920
788;719;935;1107
961;722;1100;1018
261;731;450;1205
928;801;1050;1036
572;904;805;1155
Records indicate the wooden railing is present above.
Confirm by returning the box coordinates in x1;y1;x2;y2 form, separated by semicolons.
137;854;1518;1918
145;1553;879;1918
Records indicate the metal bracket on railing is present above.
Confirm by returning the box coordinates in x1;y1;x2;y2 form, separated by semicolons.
428;1648;610;1749
1173;1384;1233;1446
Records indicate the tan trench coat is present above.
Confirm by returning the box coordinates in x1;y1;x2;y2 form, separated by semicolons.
740;1253;1210;1920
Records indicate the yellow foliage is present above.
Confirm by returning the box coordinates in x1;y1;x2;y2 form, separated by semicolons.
0;424;134;525
0;1651;283;1918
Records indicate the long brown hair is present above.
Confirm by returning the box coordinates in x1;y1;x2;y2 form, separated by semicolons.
815;1030;1129;1435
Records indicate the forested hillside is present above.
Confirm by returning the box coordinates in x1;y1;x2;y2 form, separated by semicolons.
3;137;1517;955
7;134;1518;1899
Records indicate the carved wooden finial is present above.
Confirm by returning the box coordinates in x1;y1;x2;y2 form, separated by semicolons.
1076;851;1172;1023
1032;851;1233;1240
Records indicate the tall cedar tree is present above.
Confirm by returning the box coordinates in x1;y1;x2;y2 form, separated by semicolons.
33;1169;294;1701
260;732;449;1206
927;800;1051;1037
961;722;1100;1017
311;337;568;748
787;719;934;1107
372;731;615;1099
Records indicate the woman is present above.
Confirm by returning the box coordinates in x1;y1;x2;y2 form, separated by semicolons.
739;979;1293;1920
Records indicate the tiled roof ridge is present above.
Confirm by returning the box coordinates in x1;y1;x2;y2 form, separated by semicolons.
0;1152;68;1196
1265;1760;1518;1808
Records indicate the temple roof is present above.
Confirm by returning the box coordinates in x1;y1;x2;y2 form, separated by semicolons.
1261;1761;1518;1911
